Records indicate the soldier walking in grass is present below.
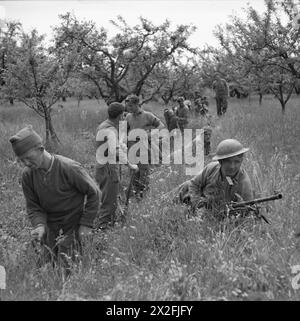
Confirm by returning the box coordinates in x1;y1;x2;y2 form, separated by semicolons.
175;96;189;133
125;94;164;199
95;102;138;231
176;139;253;221
9;125;100;273
212;73;229;116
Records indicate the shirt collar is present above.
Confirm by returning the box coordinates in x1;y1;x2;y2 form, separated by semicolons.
219;165;241;184
133;109;143;116
107;119;119;127
40;155;55;175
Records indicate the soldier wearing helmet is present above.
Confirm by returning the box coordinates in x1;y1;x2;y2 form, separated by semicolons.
177;138;253;218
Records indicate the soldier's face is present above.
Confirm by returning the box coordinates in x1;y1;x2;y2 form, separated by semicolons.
126;102;139;113
220;154;243;178
17;147;44;169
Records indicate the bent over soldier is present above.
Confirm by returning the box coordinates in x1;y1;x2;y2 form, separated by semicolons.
9;126;100;272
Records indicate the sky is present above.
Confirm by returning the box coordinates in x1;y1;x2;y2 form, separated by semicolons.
0;0;271;48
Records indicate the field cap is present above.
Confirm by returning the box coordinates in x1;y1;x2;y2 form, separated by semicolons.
108;102;125;118
9;125;43;157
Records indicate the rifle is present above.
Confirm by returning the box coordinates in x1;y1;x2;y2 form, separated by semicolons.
119;169;136;225
226;193;283;224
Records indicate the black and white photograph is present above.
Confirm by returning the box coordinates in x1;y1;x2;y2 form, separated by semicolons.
0;0;299;307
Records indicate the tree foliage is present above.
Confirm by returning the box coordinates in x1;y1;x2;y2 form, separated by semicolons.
3;29;78;148
213;0;300;112
53;13;196;104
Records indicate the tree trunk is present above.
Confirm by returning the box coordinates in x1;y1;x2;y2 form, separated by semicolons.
279;100;286;114
77;94;82;108
44;108;60;152
259;93;263;105
278;84;286;115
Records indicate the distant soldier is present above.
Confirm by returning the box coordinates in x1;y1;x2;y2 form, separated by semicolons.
203;126;212;155
164;108;178;131
9;126;100;272
212;73;229;116
175;96;189;133
201;96;209;109
184;99;192;111
195;96;209;117
95;102;138;230
125;94;164;199
176;139;253;220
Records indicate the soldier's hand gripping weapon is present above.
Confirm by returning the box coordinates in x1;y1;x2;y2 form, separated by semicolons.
225;193;283;224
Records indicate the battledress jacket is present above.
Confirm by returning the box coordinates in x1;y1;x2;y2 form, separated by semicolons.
178;161;253;211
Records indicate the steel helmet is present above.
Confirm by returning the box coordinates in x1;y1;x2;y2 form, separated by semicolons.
212;139;249;161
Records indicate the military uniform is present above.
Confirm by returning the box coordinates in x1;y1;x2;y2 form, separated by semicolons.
175;138;253;223
125;109;162;198
212;78;229;116
95;118;128;229
178;161;253;219
175;105;189;133
164;109;178;131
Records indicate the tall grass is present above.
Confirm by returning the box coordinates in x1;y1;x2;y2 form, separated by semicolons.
0;95;300;300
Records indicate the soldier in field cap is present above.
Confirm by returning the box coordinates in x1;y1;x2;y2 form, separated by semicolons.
9;125;100;272
95;102;138;231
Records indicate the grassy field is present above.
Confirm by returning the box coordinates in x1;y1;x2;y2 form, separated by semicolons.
0;95;300;301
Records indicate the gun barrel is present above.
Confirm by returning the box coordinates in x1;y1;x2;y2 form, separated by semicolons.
231;193;282;208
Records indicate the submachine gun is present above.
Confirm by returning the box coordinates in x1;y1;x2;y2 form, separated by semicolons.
225;193;283;224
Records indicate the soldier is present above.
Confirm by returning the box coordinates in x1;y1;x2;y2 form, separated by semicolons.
95;102;138;230
201;96;209;106
125;94;164;199
184;99;192;111
212;73;229;116
203;126;212;156
9;125;100;272
164;108;178;132
194;94;202;116
175;96;189;133
177;139;253;220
